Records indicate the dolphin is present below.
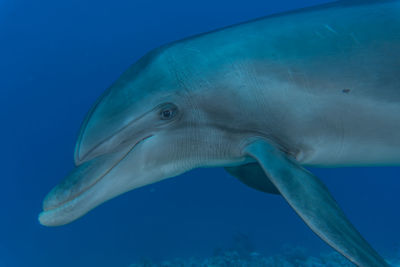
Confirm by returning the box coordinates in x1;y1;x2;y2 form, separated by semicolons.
39;0;399;266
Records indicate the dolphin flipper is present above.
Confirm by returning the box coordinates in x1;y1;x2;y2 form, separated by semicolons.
225;164;280;194
244;139;388;267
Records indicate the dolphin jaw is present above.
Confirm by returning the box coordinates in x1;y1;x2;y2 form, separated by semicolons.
39;135;153;226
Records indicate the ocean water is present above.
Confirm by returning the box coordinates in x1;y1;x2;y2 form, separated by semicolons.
1;0;400;266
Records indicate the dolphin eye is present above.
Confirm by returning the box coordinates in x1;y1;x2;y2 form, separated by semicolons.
159;104;177;120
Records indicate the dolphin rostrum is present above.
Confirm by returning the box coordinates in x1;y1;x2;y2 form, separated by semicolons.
39;0;399;266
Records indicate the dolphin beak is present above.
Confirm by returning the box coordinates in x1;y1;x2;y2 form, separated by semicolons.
39;135;153;226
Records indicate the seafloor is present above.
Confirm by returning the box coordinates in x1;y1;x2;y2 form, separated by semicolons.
128;240;400;267
129;248;355;266
128;233;400;266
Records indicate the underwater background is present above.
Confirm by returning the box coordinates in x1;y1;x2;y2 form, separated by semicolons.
2;0;400;266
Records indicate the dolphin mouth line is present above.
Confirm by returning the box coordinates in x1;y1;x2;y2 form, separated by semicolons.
76;112;150;164
43;135;153;213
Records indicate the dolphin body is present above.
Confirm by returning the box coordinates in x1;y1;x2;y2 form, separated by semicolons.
39;0;399;266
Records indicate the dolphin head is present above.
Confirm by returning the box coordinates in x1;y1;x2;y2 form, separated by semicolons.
39;46;249;226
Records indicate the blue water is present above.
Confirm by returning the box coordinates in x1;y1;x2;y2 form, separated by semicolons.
1;0;399;266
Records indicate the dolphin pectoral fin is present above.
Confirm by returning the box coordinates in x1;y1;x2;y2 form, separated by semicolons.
244;139;388;267
225;163;280;194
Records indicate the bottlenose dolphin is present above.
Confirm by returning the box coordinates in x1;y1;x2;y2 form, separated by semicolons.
39;0;400;266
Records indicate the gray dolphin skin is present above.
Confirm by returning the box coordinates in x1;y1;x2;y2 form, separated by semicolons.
39;0;399;266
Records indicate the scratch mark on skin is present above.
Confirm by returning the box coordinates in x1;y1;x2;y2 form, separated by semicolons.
287;68;294;83
324;24;338;35
184;47;201;53
336;109;346;163
350;32;361;45
315;31;325;38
